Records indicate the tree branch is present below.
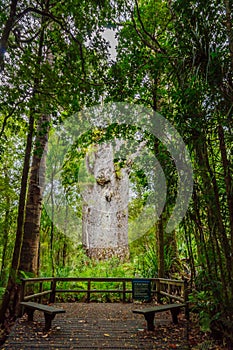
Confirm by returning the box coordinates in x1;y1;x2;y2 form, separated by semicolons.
0;94;28;139
0;0;18;71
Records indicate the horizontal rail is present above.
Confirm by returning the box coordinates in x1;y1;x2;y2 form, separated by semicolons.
157;278;185;286
24;290;52;301
21;277;139;283
21;277;55;283
55;289;133;293
159;291;184;303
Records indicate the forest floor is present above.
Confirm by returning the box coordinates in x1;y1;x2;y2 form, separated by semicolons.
0;302;227;349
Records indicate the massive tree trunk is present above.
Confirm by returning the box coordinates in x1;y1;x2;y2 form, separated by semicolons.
82;143;129;260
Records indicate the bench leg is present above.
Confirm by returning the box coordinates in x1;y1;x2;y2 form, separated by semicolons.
170;308;180;324
25;309;35;322
44;313;55;331
144;312;155;331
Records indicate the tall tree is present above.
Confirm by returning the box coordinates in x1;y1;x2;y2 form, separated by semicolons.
0;0;122;321
82;142;129;260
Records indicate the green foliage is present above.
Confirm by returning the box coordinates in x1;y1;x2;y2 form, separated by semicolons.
189;289;221;332
40;249;135;302
132;242;176;279
189;269;226;332
0;287;5;298
19;270;35;280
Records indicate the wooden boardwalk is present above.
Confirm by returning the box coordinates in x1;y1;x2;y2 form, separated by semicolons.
0;303;188;349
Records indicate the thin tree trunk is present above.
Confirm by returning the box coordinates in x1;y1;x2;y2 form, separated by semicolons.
183;217;196;284
224;0;233;71
63;241;67;267
18;4;51;277
6;4;45;278
157;217;165;278
0;114;34;323
194;130;232;300
0;170;11;284
50;223;55;276
19;114;50;276
218;124;233;250
192;187;213;278
63;204;69;267
50;168;55;276
0;209;9;284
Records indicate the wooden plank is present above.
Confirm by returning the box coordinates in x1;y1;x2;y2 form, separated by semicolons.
133;303;186;315
133;303;186;331
20;301;66;314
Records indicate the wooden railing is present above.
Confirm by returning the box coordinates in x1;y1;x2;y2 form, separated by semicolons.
156;278;189;303
21;277;189;305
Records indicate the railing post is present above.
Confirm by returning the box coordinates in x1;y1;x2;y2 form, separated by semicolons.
183;279;189;320
156;279;161;303
50;279;56;303
87;279;91;303
38;282;43;303
21;279;26;302
168;283;172;303
122;281;126;303
19;279;26;317
151;279;156;298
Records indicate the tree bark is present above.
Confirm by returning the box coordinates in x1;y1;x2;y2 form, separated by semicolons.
19;114;50;276
0;114;34;323
224;0;233;71
218;124;233;250
0;11;49;320
82;143;129;260
0;170;11;284
17;4;51;276
156;217;165;278
193;130;232;300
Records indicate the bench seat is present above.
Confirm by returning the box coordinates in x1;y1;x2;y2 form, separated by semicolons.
20;301;66;331
133;303;186;331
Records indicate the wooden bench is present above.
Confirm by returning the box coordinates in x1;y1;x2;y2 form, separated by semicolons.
133;303;186;331
20;301;66;331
